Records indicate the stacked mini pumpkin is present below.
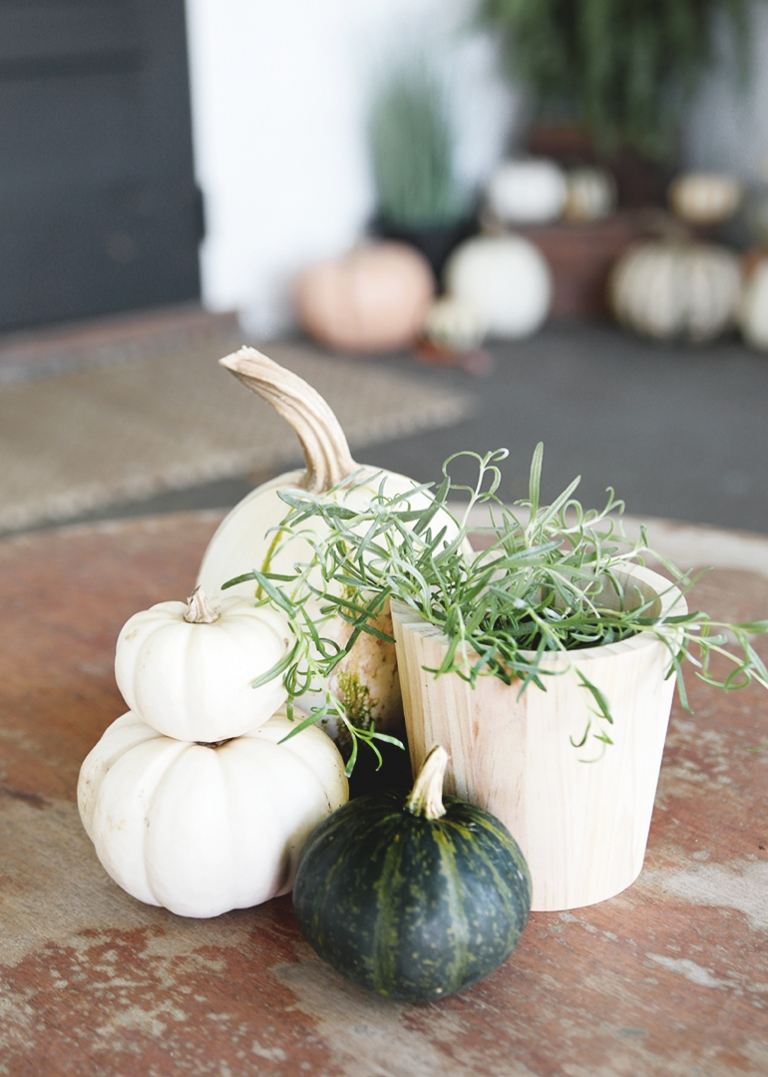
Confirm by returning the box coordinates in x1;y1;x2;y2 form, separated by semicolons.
78;346;471;918
77;348;534;1001
77;585;348;918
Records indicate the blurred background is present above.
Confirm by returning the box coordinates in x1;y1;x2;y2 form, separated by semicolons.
2;0;768;537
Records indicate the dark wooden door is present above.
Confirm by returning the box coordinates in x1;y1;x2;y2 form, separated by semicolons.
0;0;201;330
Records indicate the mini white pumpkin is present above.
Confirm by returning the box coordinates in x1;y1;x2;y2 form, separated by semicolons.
77;707;348;917
486;158;568;224
609;240;743;343
563;167;616;222
739;260;768;350
668;172;743;226
445;235;552;338
424;296;488;352
115;587;291;742
196;348;467;739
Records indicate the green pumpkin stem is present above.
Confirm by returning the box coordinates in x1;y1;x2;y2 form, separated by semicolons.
185;586;220;624
405;746;449;820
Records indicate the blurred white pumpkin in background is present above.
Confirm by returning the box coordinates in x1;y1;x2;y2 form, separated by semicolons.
739;260;768;350
445;235;552;339
668;172;743;227
609;240;743;343
424;296;488;352
563;167;616;222
486;158;568;225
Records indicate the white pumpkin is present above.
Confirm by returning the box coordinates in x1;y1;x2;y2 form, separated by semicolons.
486;158;568;224
609;240;743;343
197;347;467;739
77;707;348;917
739;260;768;350
115;587;291;742
445;235;552;338
424;296;488;352
563;167;616;222
668;172;743;226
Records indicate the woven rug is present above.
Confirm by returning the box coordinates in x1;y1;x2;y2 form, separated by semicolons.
0;340;473;533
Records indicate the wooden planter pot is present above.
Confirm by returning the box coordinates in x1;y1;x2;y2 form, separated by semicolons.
391;566;686;912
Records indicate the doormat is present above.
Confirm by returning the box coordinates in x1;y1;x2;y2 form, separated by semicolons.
0;340;473;533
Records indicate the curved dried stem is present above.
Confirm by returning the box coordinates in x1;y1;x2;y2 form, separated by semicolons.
219;346;357;494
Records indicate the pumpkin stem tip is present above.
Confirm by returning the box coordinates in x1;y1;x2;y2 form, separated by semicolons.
185;586;220;624
405;745;449;820
218;345;273;374
217;345;357;494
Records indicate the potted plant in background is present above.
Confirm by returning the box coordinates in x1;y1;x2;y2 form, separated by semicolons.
478;0;759;206
223;439;768;913
369;65;477;286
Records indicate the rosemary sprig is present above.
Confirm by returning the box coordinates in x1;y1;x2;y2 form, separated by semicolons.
223;445;768;770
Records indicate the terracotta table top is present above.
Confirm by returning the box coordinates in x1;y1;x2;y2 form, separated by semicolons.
1;512;767;1077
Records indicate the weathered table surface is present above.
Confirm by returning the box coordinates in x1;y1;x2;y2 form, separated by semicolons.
1;512;767;1077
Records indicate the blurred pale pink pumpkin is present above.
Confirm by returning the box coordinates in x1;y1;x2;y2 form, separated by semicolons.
294;242;435;352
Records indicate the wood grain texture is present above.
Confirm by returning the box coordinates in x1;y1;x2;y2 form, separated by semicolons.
1;514;767;1076
392;567;687;911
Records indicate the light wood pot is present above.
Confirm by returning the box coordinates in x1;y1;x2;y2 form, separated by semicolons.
391;566;686;912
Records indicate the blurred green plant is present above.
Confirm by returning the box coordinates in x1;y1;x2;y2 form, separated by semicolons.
370;67;468;228
478;0;759;161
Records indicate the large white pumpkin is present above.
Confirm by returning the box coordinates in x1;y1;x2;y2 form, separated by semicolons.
197;348;466;739
445;235;552;338
486;158;567;224
739;260;768;350
77;707;348;917
609;241;743;343
115;588;291;742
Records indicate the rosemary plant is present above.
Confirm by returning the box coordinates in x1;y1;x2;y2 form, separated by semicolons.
223;445;768;773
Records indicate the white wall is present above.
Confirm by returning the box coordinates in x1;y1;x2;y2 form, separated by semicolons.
682;1;768;184
184;0;519;336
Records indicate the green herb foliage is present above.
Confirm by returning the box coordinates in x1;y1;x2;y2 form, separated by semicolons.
223;445;768;772
478;0;757;160
370;66;467;229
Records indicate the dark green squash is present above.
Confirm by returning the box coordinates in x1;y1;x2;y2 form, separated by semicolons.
293;746;532;1003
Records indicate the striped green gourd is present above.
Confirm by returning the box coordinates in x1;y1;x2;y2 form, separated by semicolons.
293;746;532;1002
